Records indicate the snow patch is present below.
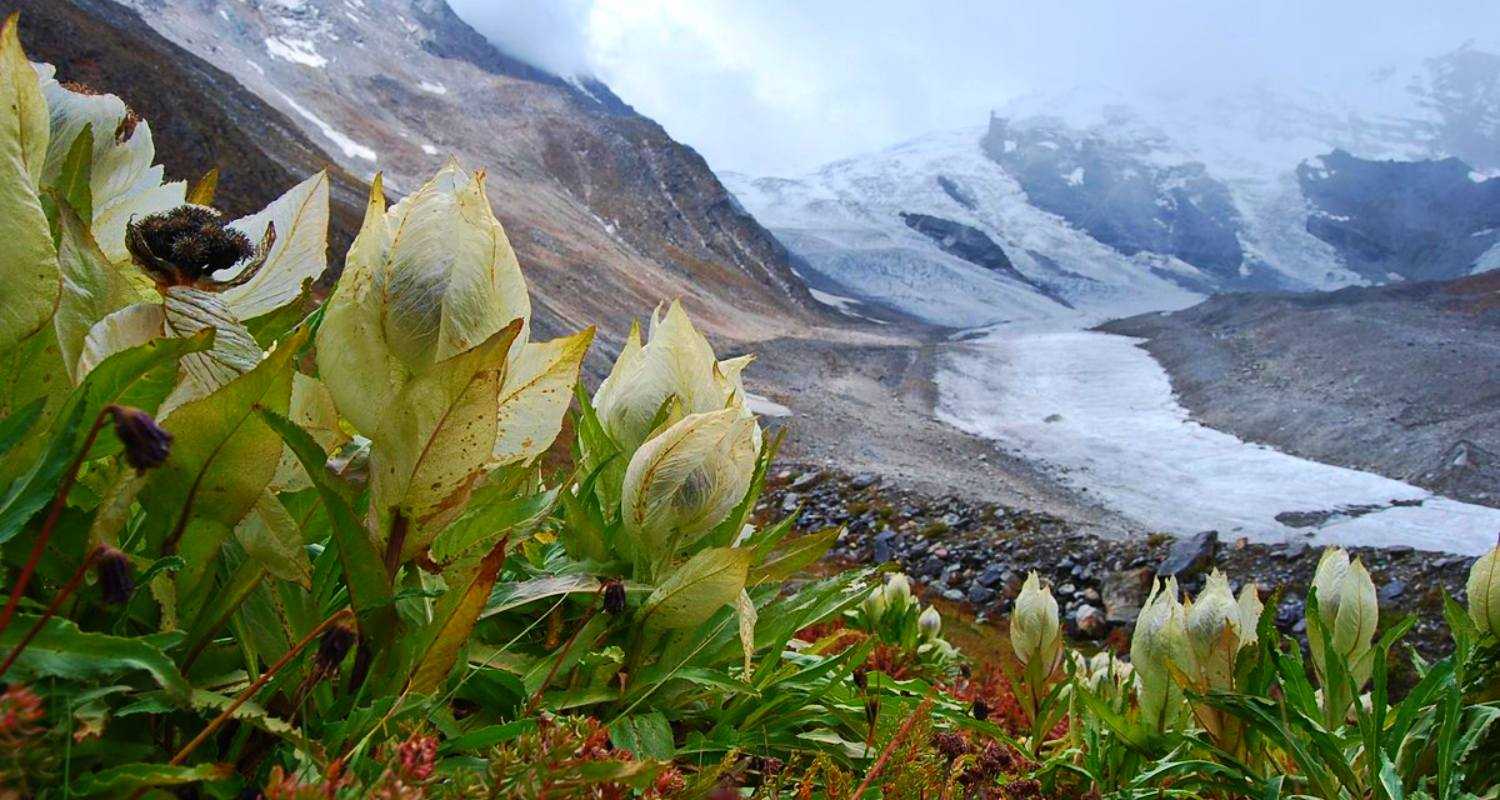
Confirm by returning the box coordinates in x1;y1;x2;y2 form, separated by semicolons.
265;36;327;68
420;144;438;155
936;326;1500;554
418;81;448;95
1064;166;1085;186
275;91;376;161
744;392;792;418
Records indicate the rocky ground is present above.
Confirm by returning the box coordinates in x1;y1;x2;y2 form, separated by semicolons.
1101;271;1500;509
756;465;1482;659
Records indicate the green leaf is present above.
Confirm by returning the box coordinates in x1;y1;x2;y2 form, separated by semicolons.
610;711;675;760
0;615;189;702
640;547;751;632
748;527;840;585
407;536;510;693
52;123;94;230
234;490;312;586
430;483;558;563
0;331;209;546
439;720;537;754
142;325;306;530
258;408;393;625
0;14;60;354
69;762;232;797
53;201;120;382
0;396;43;458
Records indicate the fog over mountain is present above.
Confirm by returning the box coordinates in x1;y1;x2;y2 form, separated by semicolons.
450;1;1498;175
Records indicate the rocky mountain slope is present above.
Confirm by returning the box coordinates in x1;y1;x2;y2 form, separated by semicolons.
726;47;1500;327
44;0;824;359
8;0;370;264
1101;270;1500;509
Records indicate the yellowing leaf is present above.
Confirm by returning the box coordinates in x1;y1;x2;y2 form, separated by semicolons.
491;327;594;466
221;171;330;319
370;321;521;561
736;588;757;675
640;546;751;632
234;491;311;587
270;372;349;492
54;202;121;381
142;326;306;530
406;537;509;694
159;286;263;412
0;16;59;352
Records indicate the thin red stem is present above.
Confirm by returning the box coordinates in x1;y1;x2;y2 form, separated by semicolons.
0;546;102;679
0;409;111;637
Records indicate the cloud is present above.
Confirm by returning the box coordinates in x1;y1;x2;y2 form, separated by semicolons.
446;0;594;78
447;0;1499;176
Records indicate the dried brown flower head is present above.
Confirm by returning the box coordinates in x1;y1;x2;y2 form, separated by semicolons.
95;546;135;605
126;205;274;291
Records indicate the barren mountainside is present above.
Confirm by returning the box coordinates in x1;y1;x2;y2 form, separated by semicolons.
27;0;824;364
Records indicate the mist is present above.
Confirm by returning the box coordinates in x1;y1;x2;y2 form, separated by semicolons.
448;0;1499;175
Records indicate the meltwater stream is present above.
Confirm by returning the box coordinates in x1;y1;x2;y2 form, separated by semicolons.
936;326;1500;555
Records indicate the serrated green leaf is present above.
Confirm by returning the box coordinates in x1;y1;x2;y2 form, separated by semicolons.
640;547;751;632
0;615;188;702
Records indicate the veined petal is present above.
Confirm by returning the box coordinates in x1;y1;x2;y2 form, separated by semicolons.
221;171;330;319
491;327;594;466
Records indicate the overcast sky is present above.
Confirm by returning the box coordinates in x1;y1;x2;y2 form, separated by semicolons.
448;1;1498;176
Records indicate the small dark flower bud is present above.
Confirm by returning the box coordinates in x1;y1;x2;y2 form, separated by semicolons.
602;578;626;615
95;546;135;605
851;667;868;690
313;623;357;678
108;405;172;473
864;699;879;727
971;698;990;722
127;205;255;286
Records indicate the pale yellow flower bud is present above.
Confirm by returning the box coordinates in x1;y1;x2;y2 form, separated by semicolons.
1468;544;1500;639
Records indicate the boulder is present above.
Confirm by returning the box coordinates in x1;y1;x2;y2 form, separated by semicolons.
1101;566;1155;624
1156;530;1218;580
1073;604;1107;639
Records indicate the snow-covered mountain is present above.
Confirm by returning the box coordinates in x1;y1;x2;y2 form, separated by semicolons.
724;46;1500;327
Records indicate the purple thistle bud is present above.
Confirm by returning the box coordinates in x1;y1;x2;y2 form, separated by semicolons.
95;546;135;605
107;405;172;474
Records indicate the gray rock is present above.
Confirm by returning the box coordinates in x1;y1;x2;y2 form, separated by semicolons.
967;585;997;605
1101;566;1154;624
1156;530;1219;579
942;588;964;601
1378;579;1406;605
1073;604;1107;638
781;493;801;513
872;531;896;563
790;470;824;490
850;473;880;490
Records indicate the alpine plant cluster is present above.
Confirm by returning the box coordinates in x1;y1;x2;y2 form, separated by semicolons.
0;13;1496;798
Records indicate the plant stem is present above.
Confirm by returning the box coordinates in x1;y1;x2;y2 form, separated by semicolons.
131;607;354;798
525;589;602;716
0;409;111;638
852;695;933;799
0;546;102;679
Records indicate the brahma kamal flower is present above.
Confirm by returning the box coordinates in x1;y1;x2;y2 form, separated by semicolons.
1181;571;1260;753
1307;548;1378;686
918;605;943;641
29;58;331;396
317;163;590;558
1010;571;1063;715
1131;577;1191;733
619;407;758;563
592;300;759;459
1470;542;1500;640
1010;572;1061;675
